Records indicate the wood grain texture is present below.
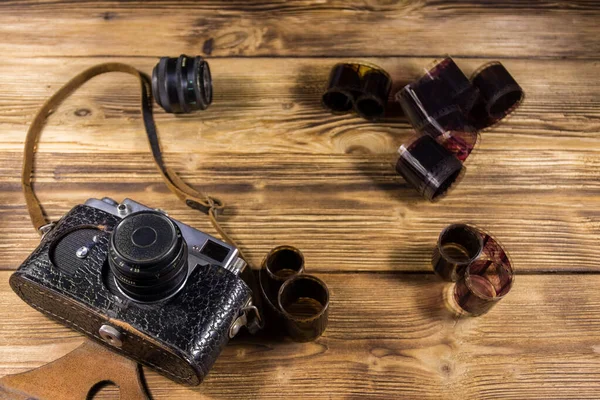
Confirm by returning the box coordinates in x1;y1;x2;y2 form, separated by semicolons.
0;57;599;273
2;272;600;399
0;1;599;59
1;1;600;399
1;150;600;274
1;57;599;154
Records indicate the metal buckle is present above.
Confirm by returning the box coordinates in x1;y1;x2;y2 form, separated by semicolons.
38;222;56;239
243;303;262;324
228;300;262;338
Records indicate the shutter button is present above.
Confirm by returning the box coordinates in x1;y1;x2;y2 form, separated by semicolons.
99;324;123;348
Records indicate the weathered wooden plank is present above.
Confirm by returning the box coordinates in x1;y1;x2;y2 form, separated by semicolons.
1;57;599;155
0;2;597;399
1;148;599;272
2;272;600;399
0;1;599;59
2;57;599;273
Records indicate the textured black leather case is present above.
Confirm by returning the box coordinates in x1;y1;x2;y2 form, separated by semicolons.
10;205;252;385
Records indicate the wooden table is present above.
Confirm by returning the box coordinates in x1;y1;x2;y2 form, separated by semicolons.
1;1;599;399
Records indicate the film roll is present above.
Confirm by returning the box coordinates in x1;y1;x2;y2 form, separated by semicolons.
322;63;361;114
395;135;464;201
258;246;305;334
470;62;524;129
432;223;483;282
258;246;329;341
278;275;329;342
453;255;514;316
322;62;392;121
432;223;515;316
394;57;524;200
355;68;393;120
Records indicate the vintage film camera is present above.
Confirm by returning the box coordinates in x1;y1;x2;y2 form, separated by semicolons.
10;198;259;385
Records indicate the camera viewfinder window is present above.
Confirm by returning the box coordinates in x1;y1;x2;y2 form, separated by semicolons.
200;240;230;263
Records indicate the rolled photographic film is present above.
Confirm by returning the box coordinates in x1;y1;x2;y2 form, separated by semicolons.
259;246;305;327
395;57;523;200
322;63;361;113
397;85;479;163
322;62;392;121
432;224;514;315
453;255;514;316
278;275;330;342
469;62;525;129
395;134;465;201
407;58;480;115
432;223;483;282
264;245;305;287
258;246;329;341
398;57;523;137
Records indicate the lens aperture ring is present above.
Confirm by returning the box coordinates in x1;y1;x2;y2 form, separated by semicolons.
108;211;189;303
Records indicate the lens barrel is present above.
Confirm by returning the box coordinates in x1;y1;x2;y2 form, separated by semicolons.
108;211;188;302
152;54;212;114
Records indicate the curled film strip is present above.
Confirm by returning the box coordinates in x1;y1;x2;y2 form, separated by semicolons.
395;57;524;200
322;62;393;121
432;223;514;315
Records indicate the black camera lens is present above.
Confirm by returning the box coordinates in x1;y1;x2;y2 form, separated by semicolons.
152;54;212;114
108;211;188;302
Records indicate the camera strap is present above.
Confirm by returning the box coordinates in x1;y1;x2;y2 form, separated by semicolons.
22;62;263;332
22;62;223;230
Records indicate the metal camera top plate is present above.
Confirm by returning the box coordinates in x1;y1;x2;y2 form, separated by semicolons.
84;197;243;275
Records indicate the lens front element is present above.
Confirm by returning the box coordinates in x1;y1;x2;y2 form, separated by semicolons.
108;211;188;302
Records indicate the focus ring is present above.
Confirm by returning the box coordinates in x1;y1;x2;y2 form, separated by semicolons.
108;211;189;303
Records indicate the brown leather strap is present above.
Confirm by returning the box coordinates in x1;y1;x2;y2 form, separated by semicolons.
0;339;150;400
22;62;227;236
22;62;263;332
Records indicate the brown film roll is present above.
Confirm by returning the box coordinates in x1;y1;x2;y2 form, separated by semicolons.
322;63;361;114
322;62;392;120
453;255;514;316
355;67;392;120
257;246;330;341
395;57;480;161
432;223;483;282
258;246;305;334
395;134;465;201
394;57;524;201
431;223;515;316
469;62;524;129
263;245;305;288
278;275;330;342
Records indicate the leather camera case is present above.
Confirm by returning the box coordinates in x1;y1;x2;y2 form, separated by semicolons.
9;204;252;385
